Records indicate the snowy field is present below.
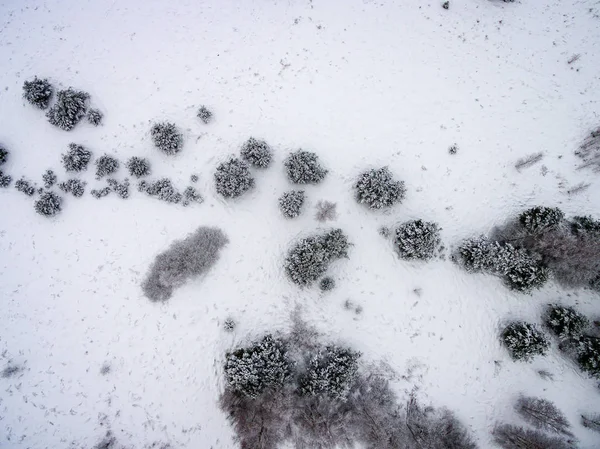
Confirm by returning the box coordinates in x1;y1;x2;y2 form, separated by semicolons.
1;0;600;448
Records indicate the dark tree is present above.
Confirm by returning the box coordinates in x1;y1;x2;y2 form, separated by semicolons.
319;276;335;292
59;179;86;197
197;105;213;124
126;156;151;178
515;396;572;436
42;169;57;188
519;206;564;234
544;304;588;340
0;146;8;165
240;137;273;168
46;88;89;131
151;122;183;155
577;336;600;378
492;424;572;449
284;150;328;184
34;191;62;217
140;178;182;204
501;322;549;361
214;157;255;198
23;77;53;109
354;167;405;210
87;108;103;126
279;190;305;218
95;154;119;179
394;219;441;261
62;143;92;172
0;171;12;188
15;178;35;196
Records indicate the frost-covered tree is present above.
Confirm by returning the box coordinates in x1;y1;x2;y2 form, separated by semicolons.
126;156;151;178
140;178;182;203
581;413;600;433
456;236;498;273
62;143;92;172
151;122;183;155
46;88;89;130
354;167;405;210
106;178;130;199
544;304;588;340
0;171;12;188
42;169;57;189
394;219;441;261
299;345;360;400
241;137;273;168
319;276;335;292
87;108;103;126
0;146;8;166
519;206;564;234
91;187;111;199
224;334;293;398
95;154;119;179
515;396;572;436
15;178;36;196
577;336;600;378
214;157;255;198
321;228;350;259
197;105;213;124
279;190;305;218
182;186;203;206
501;322;549;361
59;179;86;197
570;215;600;235
503;259;549;293
142;226;228;301
34;191;62;217
22;77;53;109
284;150;328;184
492;424;572;449
190;173;199;183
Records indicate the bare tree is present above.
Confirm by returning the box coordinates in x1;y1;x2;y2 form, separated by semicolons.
515;396;572;437
581;413;600;433
492;424;573;449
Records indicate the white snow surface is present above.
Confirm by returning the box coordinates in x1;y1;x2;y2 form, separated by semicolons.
1;0;600;448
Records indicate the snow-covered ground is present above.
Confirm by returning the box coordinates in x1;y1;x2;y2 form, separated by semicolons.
1;0;599;447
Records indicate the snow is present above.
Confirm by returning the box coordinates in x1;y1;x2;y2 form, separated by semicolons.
0;0;599;448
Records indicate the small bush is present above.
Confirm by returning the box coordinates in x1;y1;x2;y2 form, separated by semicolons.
91;187;111;199
581;413;600;433
62;143;92;172
545;304;588;340
448;144;458;154
214;157;254;198
224;334;293;398
223;318;236;332
15;178;35;196
241;137;273;168
298;345;360;400
182;186;203;206
142;226;228;301
34;191;62;217
284;150;328;184
106;178;130;199
319;276;335;292
140;178;182;204
190;174;199;183
0;146;8;165
354;167;405;210
95;154;119;179
492;424;572;449
519;206;564;234
279;190;305;218
151;122;183;155
197;105;213;124
315;200;337;222
87;108;103;126
126;157;151;178
46;88;89;131
42;169;57;188
394;219;441;261
59;179;86;197
0;171;12;188
577;336;600;378
23;77;53;109
501;322;549;361
515;396;572;436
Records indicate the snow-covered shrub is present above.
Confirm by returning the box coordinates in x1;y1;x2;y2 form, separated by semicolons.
87;108;103;126
46;88;89;131
151;122;183;155
197;105;213;124
285;229;349;286
448;144;458;155
22;77;53;109
15;178;35;196
519;206;564;234
42;169;57;188
503;259;549;293
315;200;337;222
319;276;335;292
106;178;130;199
34;191;62;217
126;157;151;178
224;334;292;398
142;226;228;302
0;146;8;166
354;167;405;210
577;336;600;378
62;143;92;172
140;178;182;204
501;322;549;361
59;179;86;197
182;186;203;206
284;150;328;184
492;424;572;449
394;219;441;261
91;187;111;199
240;137;272;168
298;346;360;400
95;154;119;179
515;396;572;436
582;413;600;433
223;318;236;332
544;304;588;340
456;236;497;272
214;157;254;198
0;171;12;188
279;190;305;218
190;174;199;183
571;215;600;235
